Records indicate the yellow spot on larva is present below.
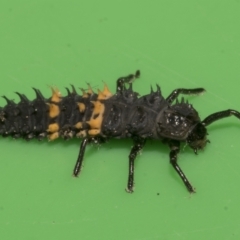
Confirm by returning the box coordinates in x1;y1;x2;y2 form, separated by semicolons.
80;88;88;98
77;103;85;113
86;100;105;136
97;84;112;100
48;103;60;118
88;129;100;136
48;132;59;141
51;87;61;102
97;90;105;100
87;84;94;95
87;118;102;129
47;123;59;132
91;101;105;115
102;84;112;98
75;122;83;129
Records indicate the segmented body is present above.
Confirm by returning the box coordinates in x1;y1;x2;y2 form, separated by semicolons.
0;73;168;142
1;70;240;193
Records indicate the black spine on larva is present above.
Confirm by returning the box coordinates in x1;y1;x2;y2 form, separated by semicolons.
31;88;49;140
0;86;101;141
13;93;32;138
101;84;169;139
0;79;175;141
0;97;17;137
0;89;49;140
57;88;98;139
52;87;79;139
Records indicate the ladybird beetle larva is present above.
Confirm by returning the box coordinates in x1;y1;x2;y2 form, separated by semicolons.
1;71;239;193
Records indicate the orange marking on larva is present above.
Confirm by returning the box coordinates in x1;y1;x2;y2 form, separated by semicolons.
77;103;85;113
97;84;112;100
75;122;83;129
51;87;61;102
48;103;60;118
47;123;59;132
80;88;88;98
87;118;102;129
88;129;100;136
87;100;105;134
97;90;105;100
87;84;94;95
48;132;59;141
91;101;104;115
102;84;112;98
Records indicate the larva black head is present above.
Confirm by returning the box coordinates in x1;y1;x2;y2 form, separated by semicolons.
156;98;208;146
186;122;208;154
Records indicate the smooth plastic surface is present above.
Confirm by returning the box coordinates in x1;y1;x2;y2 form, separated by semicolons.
1;1;240;239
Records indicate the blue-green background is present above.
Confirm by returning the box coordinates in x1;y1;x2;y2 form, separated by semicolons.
1;1;240;239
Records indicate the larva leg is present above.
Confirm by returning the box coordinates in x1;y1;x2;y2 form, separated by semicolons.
166;88;205;104
116;70;140;93
126;137;146;193
73;138;89;177
202;109;240;126
169;140;195;193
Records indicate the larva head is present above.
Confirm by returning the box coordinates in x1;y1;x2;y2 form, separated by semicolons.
186;122;209;153
156;99;209;152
